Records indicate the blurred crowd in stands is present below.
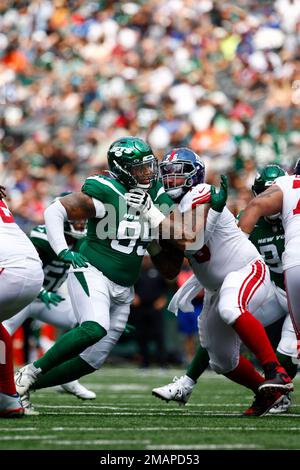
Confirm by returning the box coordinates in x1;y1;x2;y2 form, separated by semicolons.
1;0;300;231
2;0;300;365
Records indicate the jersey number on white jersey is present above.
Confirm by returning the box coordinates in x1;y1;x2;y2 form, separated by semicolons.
0;200;14;224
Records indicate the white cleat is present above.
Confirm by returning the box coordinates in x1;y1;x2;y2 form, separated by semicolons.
14;363;41;397
55;380;96;400
0;392;24;418
268;393;292;414
20;392;39;416
152;376;194;406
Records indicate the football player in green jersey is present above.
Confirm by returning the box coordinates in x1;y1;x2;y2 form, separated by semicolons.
153;164;297;414
14;137;184;403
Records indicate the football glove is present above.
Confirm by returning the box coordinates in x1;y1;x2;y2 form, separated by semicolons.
125;188;152;213
125;189;165;228
38;289;65;309
210;175;228;212
58;249;89;268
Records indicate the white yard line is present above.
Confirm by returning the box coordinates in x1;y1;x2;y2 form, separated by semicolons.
41;410;300;417
2;425;300;433
146;444;262;450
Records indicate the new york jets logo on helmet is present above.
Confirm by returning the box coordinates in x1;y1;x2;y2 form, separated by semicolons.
107;136;158;190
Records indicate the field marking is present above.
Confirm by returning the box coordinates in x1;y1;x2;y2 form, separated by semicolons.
40;411;300;417
146;444;262;450
2;426;300;433
0;428;37;431
0;436;54;441
0;436;150;445
34;402;300;408
48;426;300;432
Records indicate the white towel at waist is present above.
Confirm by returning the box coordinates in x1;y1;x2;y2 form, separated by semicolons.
168;274;202;316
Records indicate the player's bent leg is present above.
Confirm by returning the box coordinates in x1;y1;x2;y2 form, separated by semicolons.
15;267;112;394
35;297;78;331
0;324;24;418
31;356;95;391
3;304;34;336
0;262;43;323
277;315;298;377
284;266;300;357
80;299;132;370
219;262;293;395
15;321;105;396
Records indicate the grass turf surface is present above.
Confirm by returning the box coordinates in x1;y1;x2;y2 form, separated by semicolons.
1;367;300;450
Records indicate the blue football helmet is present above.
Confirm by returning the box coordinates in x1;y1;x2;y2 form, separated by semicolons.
160;148;205;200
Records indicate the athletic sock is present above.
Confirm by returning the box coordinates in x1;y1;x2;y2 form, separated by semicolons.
34;321;106;374
225;355;265;392
277;351;298;380
233;311;280;367
186;345;210;382
33;356;95;390
0;323;17;394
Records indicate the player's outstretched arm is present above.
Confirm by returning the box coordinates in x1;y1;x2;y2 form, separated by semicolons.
44;192;96;268
238;185;283;235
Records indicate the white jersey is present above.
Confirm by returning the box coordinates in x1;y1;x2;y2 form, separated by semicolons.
275;175;300;270
0;199;41;267
179;183;261;291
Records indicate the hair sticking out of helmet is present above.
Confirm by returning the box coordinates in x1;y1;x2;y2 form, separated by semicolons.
159;148;205;201
107;136;158;190
252;164;286;197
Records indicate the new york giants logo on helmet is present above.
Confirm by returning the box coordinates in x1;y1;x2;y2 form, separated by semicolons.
160;148;205;201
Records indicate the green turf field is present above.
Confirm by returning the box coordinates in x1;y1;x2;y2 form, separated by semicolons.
1;367;299;450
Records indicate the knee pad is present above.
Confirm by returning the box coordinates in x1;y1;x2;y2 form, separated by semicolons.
209;355;239;375
218;287;240;325
81;321;107;343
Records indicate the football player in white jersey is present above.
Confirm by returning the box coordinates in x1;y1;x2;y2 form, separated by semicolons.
155;148;292;416
0;185;44;417
239;158;300;361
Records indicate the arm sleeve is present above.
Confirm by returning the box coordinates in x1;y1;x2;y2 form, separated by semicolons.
204;208;221;243
44;200;68;256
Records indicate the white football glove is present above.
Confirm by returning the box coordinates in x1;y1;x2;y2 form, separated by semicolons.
125;188;152;213
125;188;165;228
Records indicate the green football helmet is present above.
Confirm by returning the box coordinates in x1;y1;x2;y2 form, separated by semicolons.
252;164;286;196
107;136;158;190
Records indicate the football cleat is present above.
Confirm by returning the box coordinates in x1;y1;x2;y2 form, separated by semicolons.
20;392;39;416
152;376;194;405
14;363;41;397
258;366;293;397
55;380;96;400
0;392;24;418
242;391;284;417
268;393;292;414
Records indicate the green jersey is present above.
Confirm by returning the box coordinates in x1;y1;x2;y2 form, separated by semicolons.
249;217;285;290
81;174;173;287
30;225;84;292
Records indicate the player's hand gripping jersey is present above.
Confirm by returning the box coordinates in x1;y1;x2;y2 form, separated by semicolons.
80;173;172;286
178;183;260;291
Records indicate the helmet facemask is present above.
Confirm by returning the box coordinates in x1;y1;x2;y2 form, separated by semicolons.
160;160;198;200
